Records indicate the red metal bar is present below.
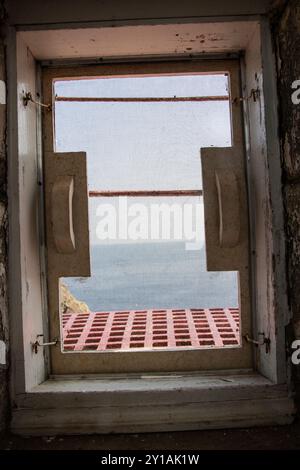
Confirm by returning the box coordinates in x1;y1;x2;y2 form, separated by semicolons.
223;308;240;342
74;312;96;351
144;310;153;348
186;309;202;348
97;312;115;351
62;313;73;330
121;311;135;350
204;308;223;347
89;189;203;197
166;309;177;348
56;96;229;103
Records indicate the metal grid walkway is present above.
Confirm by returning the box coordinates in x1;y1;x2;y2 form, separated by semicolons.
62;308;240;351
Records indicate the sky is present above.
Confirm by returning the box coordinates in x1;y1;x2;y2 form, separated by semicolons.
54;74;232;245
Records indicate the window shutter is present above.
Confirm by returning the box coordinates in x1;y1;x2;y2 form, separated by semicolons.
44;151;90;278
201;147;249;272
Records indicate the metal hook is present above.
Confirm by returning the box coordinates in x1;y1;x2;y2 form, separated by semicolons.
23;91;52;111
232;87;260;105
244;332;270;354
31;334;58;354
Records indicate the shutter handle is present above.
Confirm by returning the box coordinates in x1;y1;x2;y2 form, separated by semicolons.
215;169;240;248
51;175;76;253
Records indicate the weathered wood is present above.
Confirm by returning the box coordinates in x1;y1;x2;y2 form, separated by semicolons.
12;374;295;435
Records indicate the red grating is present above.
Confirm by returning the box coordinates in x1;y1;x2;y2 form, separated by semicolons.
62;308;240;352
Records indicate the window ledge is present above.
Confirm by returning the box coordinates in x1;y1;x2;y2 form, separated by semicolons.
12;371;295;435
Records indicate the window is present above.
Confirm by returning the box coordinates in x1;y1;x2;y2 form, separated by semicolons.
11;21;292;435
42;60;252;374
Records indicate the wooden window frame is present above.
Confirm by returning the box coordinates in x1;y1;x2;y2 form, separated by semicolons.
7;19;294;434
42;59;252;375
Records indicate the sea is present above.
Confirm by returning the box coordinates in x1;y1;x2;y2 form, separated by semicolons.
63;242;238;311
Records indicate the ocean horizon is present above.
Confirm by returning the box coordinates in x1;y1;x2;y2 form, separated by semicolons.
63;242;238;312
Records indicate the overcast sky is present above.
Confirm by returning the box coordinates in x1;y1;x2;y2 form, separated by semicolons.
54;74;231;245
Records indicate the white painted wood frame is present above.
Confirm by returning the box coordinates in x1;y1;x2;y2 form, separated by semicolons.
6;18;294;434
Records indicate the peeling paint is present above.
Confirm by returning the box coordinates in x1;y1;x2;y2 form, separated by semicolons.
273;0;300;388
0;80;5;104
0;35;8;431
0;340;5;365
275;1;300;180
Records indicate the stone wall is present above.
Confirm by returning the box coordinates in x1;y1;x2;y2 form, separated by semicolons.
0;23;8;431
0;0;299;433
271;0;300;397
273;0;300;335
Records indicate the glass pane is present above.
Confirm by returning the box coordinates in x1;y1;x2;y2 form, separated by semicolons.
62;196;238;311
54;73;240;352
55;74;229;98
54;75;231;191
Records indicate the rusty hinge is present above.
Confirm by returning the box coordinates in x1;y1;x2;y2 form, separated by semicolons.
31;334;59;354
244;332;271;354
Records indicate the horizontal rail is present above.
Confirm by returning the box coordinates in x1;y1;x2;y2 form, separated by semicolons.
89;190;203;197
55;96;229;103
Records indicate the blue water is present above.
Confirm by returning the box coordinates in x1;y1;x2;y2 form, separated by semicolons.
63;242;238;311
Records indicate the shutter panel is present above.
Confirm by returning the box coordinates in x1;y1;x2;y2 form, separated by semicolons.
44;151;90;279
201;147;249;272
